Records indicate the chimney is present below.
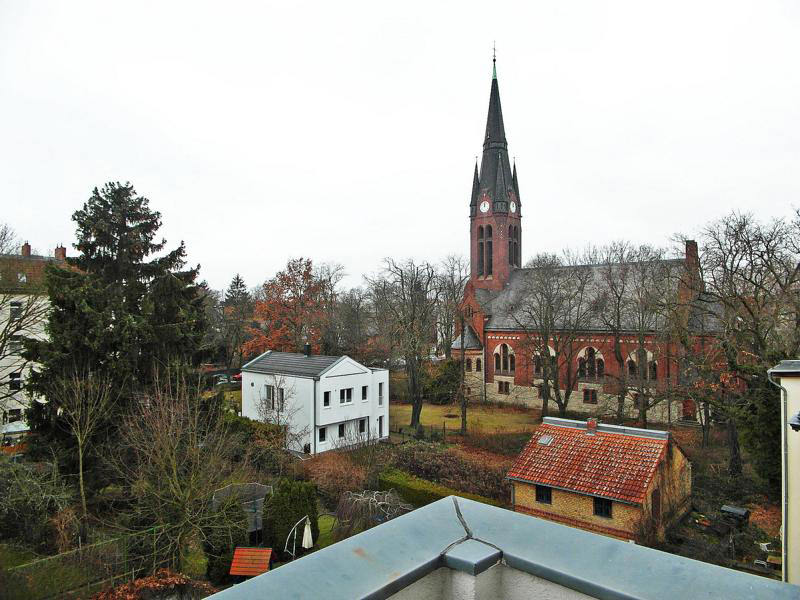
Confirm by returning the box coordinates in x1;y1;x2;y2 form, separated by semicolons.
54;245;67;260
586;418;598;436
304;343;311;357
21;242;31;257
685;239;699;269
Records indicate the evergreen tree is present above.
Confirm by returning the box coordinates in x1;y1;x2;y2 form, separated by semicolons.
262;479;318;558
25;182;205;462
221;274;252;373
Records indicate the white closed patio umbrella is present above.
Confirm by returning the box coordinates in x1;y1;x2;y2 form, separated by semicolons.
301;516;314;549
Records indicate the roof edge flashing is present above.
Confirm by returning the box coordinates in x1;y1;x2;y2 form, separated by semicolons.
542;417;669;440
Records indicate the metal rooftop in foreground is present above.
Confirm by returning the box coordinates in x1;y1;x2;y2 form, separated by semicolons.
207;496;797;600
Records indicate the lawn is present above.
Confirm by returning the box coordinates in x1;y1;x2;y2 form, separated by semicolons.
0;543;37;569
316;515;336;549
389;401;539;434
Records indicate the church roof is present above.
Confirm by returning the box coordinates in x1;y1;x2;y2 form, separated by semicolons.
481;259;722;334
451;324;482;350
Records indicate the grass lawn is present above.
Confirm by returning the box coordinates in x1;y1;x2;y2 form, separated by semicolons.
389;401;539;433
0;543;38;569
316;515;336;549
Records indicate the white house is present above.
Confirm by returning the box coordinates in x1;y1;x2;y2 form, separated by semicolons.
241;348;389;455
0;243;64;425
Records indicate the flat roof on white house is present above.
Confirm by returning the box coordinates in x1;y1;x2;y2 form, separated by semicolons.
207;496;797;600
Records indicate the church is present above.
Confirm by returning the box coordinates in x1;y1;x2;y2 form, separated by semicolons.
452;59;713;424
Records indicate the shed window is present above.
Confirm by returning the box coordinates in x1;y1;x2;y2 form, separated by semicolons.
593;497;613;518
535;485;552;504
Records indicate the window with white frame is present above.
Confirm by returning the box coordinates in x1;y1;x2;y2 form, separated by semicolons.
323;391;330;407
359;418;366;434
9;372;22;391
265;385;275;409
277;388;285;411
340;388;353;404
378;382;384;405
10;301;22;320
338;423;345;438
319;427;326;442
361;385;368;401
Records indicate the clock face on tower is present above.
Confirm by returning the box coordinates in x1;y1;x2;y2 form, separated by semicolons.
479;200;490;213
510;201;517;213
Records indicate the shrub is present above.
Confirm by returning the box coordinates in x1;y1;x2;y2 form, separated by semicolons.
378;469;503;508
304;452;366;506
201;502;248;586
425;360;461;405
262;479;319;559
462;432;531;457
90;568;215;600
394;442;509;502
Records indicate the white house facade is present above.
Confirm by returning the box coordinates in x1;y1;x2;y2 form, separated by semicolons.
241;349;389;455
1;243;63;425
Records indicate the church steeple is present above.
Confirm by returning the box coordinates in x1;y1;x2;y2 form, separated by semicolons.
478;60;515;213
469;55;522;291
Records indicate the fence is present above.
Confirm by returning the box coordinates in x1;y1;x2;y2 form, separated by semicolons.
389;422;450;444
4;526;173;600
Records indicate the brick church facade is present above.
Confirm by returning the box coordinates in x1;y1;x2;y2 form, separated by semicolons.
453;61;712;423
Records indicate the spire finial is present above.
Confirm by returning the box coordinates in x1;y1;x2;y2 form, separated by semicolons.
492;41;497;79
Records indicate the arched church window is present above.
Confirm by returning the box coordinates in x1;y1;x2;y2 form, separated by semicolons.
534;355;542;376
501;343;509;371
578;357;586;379
494;353;501;371
649;361;658;380
477;226;484;276
628;359;638;378
485;226;493;276
476;358;482;372
597;359;605;378
509;353;515;372
466;358;472;371
587;347;597;377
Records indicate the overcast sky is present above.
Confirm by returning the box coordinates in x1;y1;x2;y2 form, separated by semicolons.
1;1;798;291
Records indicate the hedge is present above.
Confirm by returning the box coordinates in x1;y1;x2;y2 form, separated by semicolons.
378;469;504;508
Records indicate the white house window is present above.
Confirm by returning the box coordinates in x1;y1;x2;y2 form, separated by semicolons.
9;336;22;354
277;388;285;411
378;382;384;405
338;423;345;438
319;427;326;442
10;301;22;320
9;372;22;391
323;391;330;407
361;385;368;401
340;388;353;404
359;418;366;434
265;385;275;409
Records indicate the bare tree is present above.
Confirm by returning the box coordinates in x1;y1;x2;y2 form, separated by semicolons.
367;259;439;428
435;255;469;359
254;373;311;472
513;252;596;417
110;374;248;565
0;223;18;254
49;371;117;526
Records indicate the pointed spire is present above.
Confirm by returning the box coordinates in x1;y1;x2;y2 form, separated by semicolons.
494;152;508;210
470;160;480;206
492;42;497;80
512;159;519;198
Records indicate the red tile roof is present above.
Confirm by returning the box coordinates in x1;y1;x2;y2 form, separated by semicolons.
229;547;272;577
507;423;668;504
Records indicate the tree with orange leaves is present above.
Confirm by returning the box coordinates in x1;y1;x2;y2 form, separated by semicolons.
243;258;326;358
